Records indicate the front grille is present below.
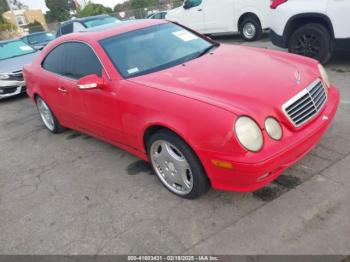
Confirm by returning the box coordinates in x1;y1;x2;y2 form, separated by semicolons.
8;70;23;81
0;87;18;94
282;79;327;127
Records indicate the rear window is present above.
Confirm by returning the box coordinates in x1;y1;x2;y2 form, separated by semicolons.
83;16;119;28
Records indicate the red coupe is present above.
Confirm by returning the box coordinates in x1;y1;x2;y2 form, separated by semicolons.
24;20;340;198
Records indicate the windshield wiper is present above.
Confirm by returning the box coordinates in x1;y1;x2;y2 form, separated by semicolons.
195;44;219;58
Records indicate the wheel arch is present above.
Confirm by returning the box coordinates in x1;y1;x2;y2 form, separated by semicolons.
238;12;261;31
143;124;195;155
284;13;334;45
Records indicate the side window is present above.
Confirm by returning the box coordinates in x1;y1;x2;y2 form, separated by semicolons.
60;23;73;35
73;22;86;32
62;42;102;79
42;44;65;75
42;42;102;79
22;37;29;44
184;0;202;9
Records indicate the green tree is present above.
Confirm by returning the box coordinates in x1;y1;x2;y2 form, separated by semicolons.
26;20;44;33
0;0;10;14
0;15;13;31
114;0;159;12
45;0;71;22
76;1;112;18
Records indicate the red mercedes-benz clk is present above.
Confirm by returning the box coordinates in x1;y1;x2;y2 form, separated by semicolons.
24;20;339;199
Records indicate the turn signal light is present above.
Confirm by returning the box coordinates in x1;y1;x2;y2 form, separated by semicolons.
211;160;234;169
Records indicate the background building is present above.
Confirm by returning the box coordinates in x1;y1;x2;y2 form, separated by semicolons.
2;8;47;32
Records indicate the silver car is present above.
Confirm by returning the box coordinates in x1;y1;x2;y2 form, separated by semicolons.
0;39;38;99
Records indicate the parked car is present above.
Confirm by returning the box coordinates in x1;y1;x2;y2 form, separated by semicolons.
0;39;38;99
270;0;350;64
166;0;271;41
56;15;120;37
21;31;56;50
147;11;167;19
24;20;339;199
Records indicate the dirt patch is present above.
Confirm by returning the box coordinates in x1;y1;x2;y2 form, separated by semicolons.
253;184;287;202
66;133;82;140
126;160;154;176
274;175;302;189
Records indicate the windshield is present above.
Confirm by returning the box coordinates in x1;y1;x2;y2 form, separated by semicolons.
100;23;215;78
27;32;55;45
0;40;35;60
83;16;120;28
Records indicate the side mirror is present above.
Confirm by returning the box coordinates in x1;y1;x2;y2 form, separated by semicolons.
183;1;191;9
34;45;45;51
77;74;104;90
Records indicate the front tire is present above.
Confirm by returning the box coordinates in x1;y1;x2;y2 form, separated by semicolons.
147;130;210;199
240;16;262;41
36;96;65;133
288;23;333;64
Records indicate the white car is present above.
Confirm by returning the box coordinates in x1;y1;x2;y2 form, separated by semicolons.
166;0;271;41
270;0;350;64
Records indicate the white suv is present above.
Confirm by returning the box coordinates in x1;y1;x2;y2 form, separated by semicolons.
166;0;271;41
270;0;350;63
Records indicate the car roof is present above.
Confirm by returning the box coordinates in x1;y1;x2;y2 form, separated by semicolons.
22;31;49;37
60;14;113;25
56;19;168;43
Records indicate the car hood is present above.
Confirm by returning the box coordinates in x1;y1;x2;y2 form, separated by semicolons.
129;44;320;123
0;51;38;73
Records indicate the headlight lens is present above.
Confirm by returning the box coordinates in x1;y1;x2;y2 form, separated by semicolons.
0;74;9;80
265;117;283;140
235;116;263;152
318;64;330;88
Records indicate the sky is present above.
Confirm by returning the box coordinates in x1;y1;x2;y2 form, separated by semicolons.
21;0;126;12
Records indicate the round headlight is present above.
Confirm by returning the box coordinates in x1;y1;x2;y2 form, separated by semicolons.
318;64;331;88
235;116;263;152
265;117;282;140
0;74;9;80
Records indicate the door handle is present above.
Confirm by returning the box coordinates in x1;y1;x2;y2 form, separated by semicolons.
57;87;68;93
197;9;202;11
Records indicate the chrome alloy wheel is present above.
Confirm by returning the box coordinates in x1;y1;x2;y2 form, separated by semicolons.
150;140;194;195
243;22;256;39
37;97;55;131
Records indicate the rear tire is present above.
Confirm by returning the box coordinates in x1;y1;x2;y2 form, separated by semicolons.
147;130;210;199
240;16;262;41
36;96;65;133
288;23;333;64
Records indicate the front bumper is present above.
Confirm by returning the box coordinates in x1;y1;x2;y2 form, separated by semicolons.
198;86;340;192
0;80;26;99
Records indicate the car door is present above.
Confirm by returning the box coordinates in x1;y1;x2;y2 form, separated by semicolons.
327;0;350;39
58;42;126;144
41;44;72;125
180;0;205;32
201;0;235;34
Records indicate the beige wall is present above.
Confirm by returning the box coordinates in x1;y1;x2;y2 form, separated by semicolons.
24;9;48;30
2;9;48;31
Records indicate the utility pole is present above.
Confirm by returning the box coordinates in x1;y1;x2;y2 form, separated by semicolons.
5;0;20;30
